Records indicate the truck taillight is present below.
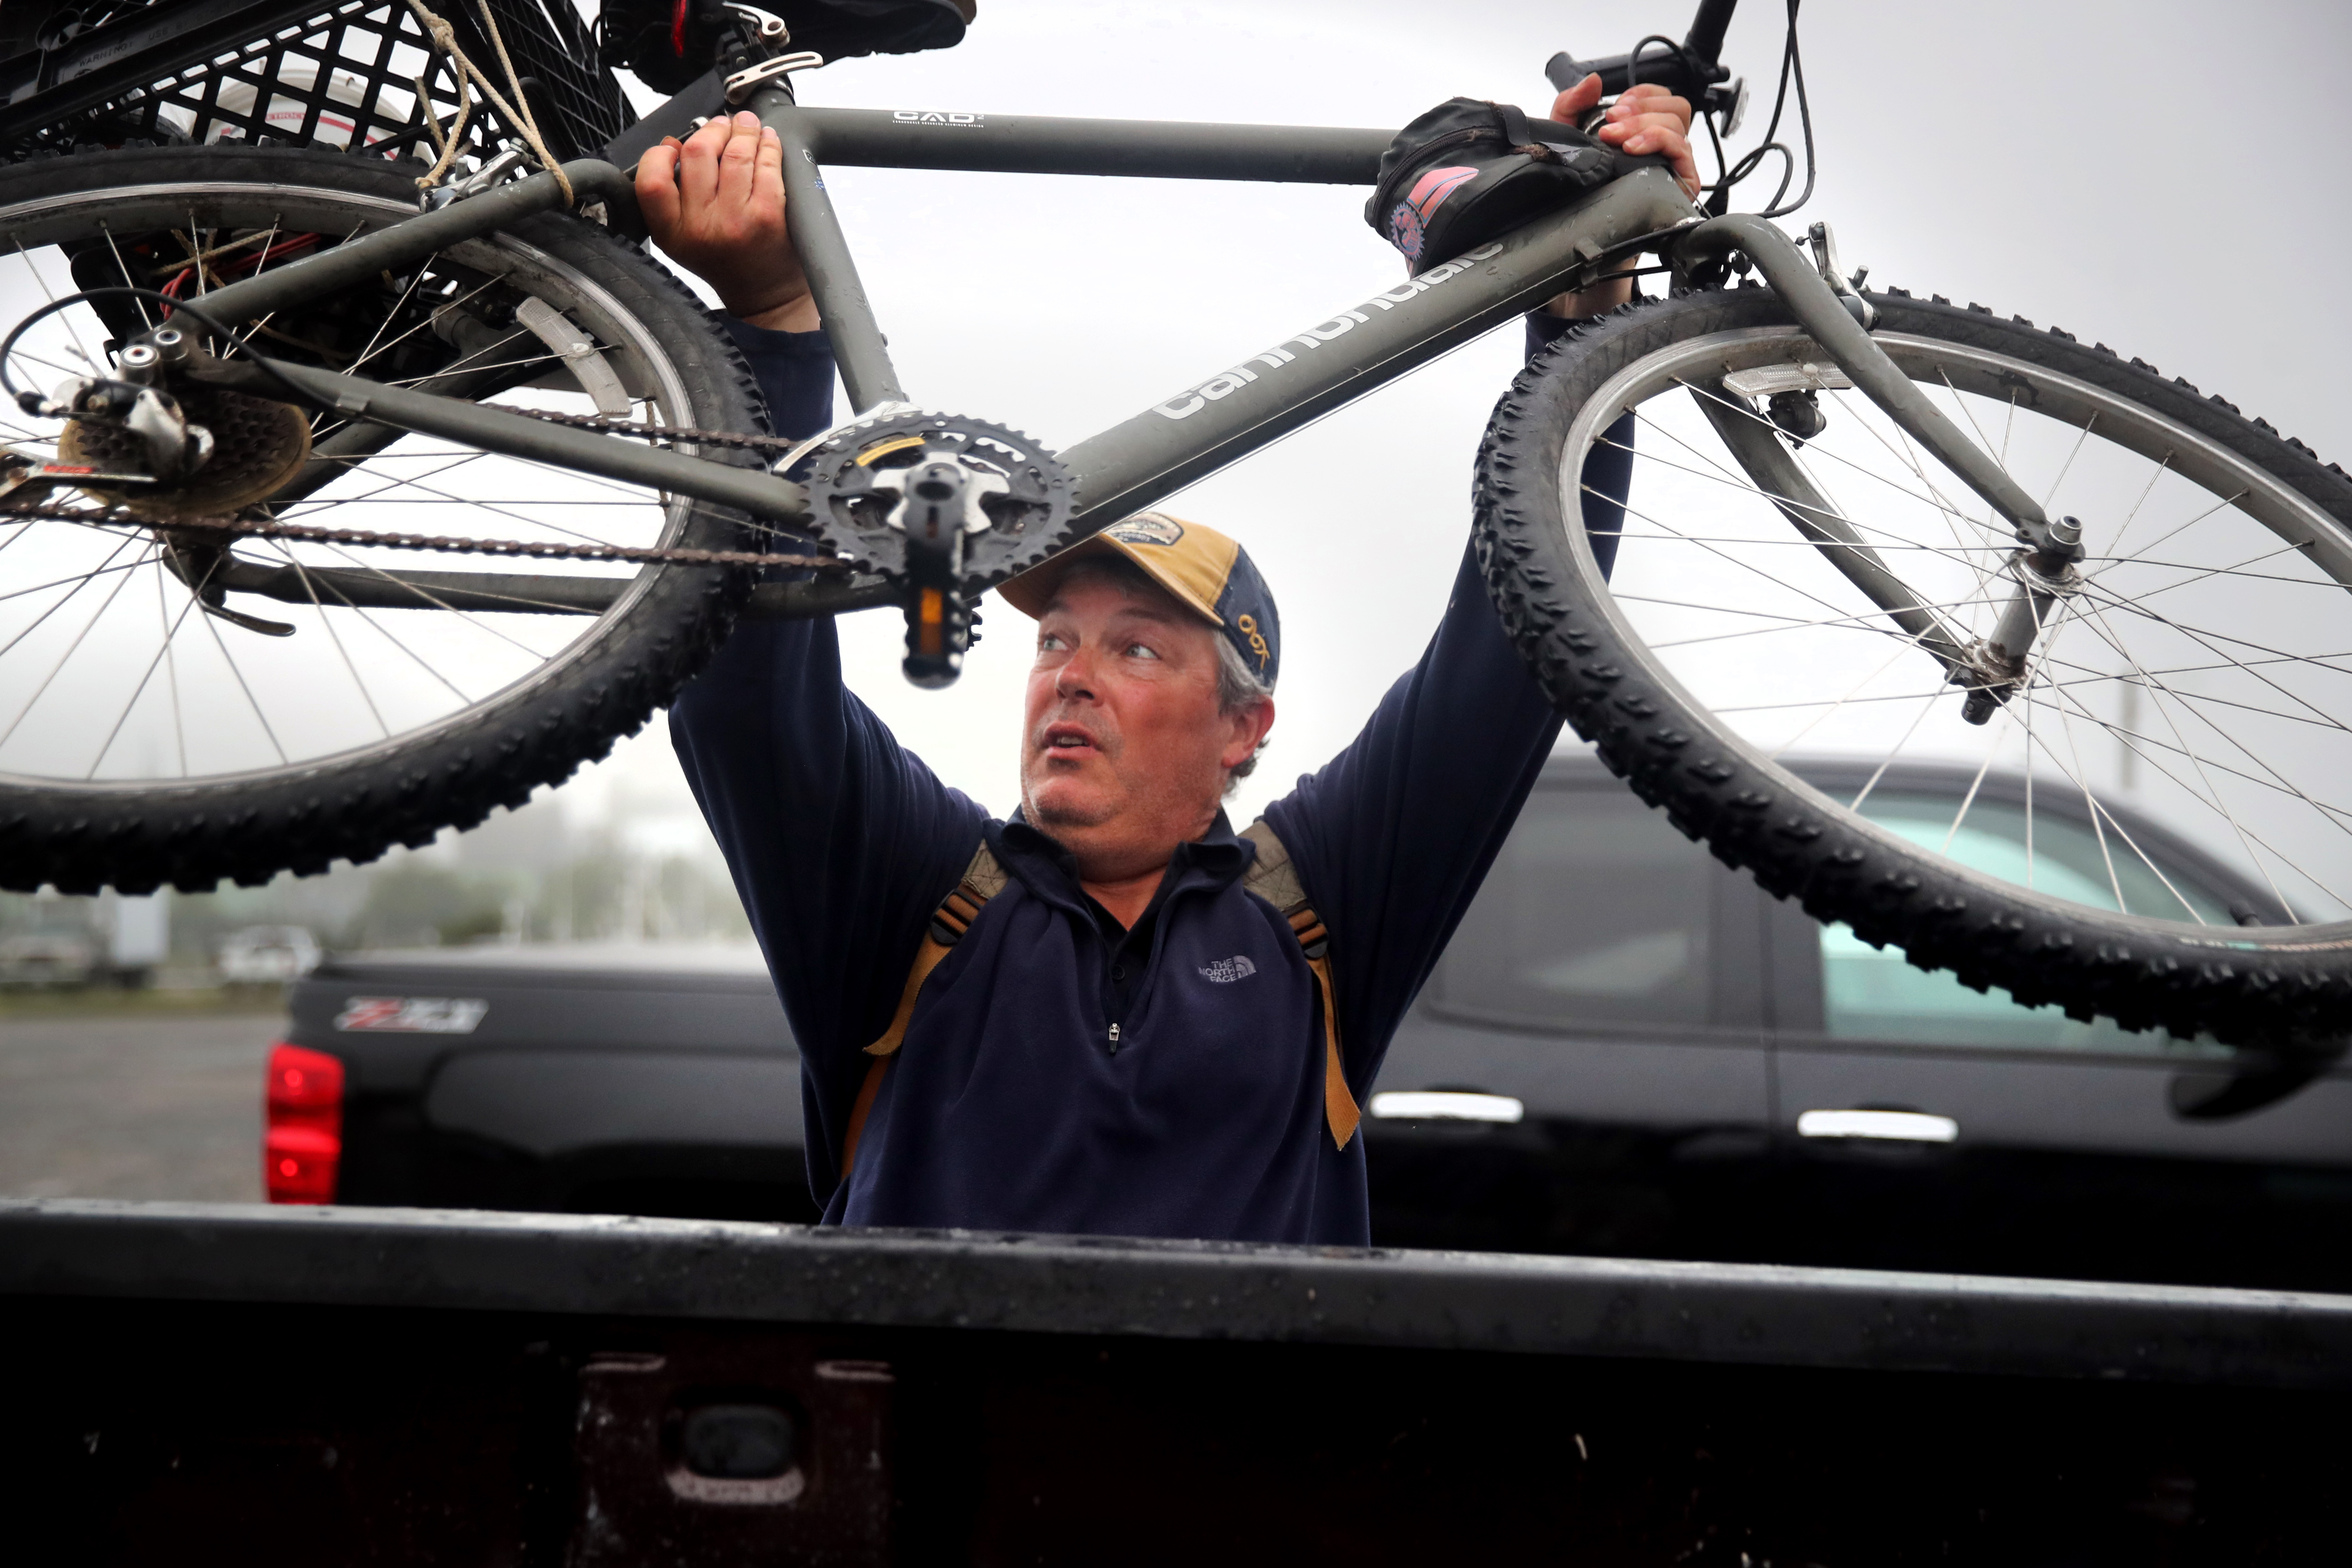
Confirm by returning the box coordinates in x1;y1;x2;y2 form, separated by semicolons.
265;1042;345;1204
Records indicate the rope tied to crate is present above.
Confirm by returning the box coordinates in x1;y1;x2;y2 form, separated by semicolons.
402;0;575;208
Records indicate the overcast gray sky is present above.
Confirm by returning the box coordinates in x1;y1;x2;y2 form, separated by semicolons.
573;0;2352;852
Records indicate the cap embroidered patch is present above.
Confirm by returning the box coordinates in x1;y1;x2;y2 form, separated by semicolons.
1107;517;1185;548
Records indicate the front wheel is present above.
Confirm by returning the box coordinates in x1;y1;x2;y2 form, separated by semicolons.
0;146;772;894
1475;286;2352;1047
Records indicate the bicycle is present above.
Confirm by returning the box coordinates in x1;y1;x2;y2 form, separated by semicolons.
1;0;2347;1055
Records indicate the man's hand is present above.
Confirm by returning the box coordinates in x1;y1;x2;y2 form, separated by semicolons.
1552;74;1699;198
1542;74;1700;320
636;110;820;333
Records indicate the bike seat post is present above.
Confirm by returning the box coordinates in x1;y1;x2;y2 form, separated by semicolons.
749;87;908;414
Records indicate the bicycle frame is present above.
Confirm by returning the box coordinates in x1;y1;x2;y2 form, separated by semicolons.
158;74;2058;637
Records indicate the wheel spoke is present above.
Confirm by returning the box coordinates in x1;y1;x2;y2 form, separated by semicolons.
2014;684;2216;922
2038;412;2097;511
96;224;154;327
298;534;574;664
1677;375;2010;535
188;579;289;769
2103;449;2174;561
344;272;504;376
2033;664;2325;916
2054;695;2130;916
0;538;155;750
2061;597;2348;911
88;558;207;781
263;540;391;742
1615;431;2015;559
347;244;442;370
11;235;98;370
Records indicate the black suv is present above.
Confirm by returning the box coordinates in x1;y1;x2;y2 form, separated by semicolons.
275;757;2352;1292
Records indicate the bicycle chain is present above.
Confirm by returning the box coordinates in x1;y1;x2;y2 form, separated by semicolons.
3;405;846;568
0;499;842;570
497;404;809;455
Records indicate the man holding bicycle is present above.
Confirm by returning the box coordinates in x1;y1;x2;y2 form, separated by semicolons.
649;78;1697;1243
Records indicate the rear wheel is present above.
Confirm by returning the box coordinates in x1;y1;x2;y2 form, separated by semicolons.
0;145;771;894
1475;286;2352;1046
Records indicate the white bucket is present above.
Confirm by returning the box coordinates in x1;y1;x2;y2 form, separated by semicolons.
159;62;412;151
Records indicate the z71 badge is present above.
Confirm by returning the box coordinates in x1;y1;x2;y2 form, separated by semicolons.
335;996;489;1034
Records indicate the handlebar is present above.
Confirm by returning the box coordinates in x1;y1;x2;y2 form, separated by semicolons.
1544;0;1741;120
1684;0;1739;64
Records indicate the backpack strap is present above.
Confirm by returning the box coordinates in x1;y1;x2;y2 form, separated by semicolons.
1240;819;1363;1151
839;841;1007;1181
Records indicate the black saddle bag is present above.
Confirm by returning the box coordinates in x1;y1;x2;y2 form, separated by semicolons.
1365;98;1667;270
601;0;969;93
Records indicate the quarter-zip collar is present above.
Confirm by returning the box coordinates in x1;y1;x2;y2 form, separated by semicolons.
989;808;1254;919
990;809;1259;1053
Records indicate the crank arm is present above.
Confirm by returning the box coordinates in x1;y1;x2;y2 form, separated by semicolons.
1675;215;2066;554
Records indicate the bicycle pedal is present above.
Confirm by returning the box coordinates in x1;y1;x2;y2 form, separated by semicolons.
901;583;972;689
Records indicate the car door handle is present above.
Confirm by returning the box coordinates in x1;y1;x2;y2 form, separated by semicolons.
1368;1091;1526;1124
1796;1108;1959;1143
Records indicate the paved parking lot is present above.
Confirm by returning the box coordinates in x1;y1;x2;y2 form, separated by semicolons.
0;1009;280;1202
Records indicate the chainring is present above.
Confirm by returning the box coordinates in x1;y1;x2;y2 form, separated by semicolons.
803;410;1074;586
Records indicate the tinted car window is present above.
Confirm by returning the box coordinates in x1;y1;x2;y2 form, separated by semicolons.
1819;794;2230;1054
1433;788;1714;1030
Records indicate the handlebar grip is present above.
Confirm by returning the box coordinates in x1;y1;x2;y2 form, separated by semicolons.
1543;51;1667;96
1542;51;1590;94
1545;34;1733;103
1683;0;1739;67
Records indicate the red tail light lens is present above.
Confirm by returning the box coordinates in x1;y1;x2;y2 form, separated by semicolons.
265;1042;345;1204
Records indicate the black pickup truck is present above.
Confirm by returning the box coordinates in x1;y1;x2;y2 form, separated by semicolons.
271;754;2352;1294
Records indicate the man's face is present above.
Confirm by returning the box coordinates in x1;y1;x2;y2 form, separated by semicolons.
1019;573;1268;871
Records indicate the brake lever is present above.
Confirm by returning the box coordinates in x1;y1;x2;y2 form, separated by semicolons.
721;3;792;44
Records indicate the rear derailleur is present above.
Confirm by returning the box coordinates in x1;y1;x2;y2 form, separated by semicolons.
5;324;315;635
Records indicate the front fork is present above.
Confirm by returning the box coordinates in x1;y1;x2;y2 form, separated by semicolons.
1672;215;2086;727
1958;527;2085;724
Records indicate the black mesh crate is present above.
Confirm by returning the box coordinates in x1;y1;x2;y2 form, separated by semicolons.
0;0;634;165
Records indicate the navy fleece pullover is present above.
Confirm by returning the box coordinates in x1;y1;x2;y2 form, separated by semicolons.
671;311;1623;1244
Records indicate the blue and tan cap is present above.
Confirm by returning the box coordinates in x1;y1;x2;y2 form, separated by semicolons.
998;512;1281;690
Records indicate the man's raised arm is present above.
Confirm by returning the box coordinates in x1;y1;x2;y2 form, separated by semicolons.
1264;79;1694;1098
649;114;986;1193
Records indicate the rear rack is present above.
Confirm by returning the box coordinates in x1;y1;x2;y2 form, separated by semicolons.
0;0;632;164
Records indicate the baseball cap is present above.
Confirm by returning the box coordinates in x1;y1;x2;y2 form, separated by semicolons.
998;512;1281;690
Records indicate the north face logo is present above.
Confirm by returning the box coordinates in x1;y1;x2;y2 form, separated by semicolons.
1197;955;1257;983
